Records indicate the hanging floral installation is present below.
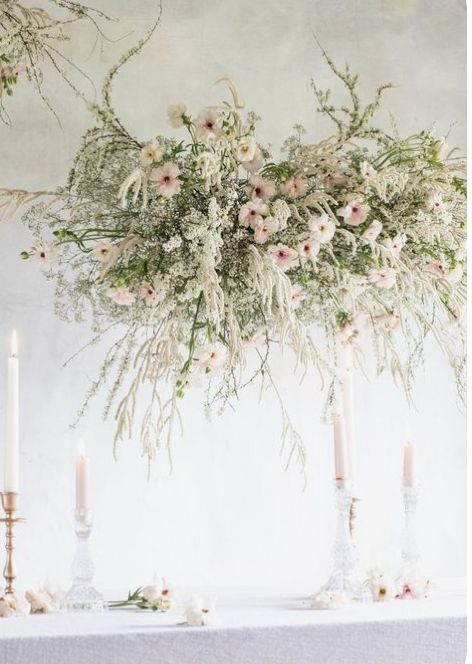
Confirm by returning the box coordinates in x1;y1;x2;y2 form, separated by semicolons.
7;23;466;469
0;0;111;123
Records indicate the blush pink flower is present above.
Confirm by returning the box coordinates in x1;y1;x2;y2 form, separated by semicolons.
107;286;136;306
308;213;336;244
246;175;276;201
242;147;264;174
238;200;268;228
383;233;406;258
425;191;444;214
368;267;396;289
323;172;347;189
280;176;307;199
139;282;165;306
253;217;279;244
338;199;369;226
149;162;181;198
297;237;320;261
424;261;445;278
362;219;383;243
33;245;57;267
195;343;227;373
267;243;299;272
196;108;222;140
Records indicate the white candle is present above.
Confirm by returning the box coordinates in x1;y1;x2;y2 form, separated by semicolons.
75;438;89;516
5;331;19;492
333;413;349;483
403;441;415;487
341;343;356;481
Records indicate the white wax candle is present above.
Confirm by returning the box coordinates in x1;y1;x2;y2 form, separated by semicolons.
5;331;19;492
403;441;415;487
75;438;89;516
341;343;356;480
333;413;349;483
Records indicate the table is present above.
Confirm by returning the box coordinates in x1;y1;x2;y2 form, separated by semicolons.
0;582;466;664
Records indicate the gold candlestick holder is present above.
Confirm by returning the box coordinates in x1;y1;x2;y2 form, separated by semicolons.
0;492;25;596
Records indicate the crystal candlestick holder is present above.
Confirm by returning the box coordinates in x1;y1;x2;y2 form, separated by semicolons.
313;480;370;604
399;483;421;576
62;509;106;612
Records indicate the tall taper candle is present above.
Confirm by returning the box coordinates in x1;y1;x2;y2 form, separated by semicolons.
341;343;356;481
333;413;349;483
75;439;89;518
5;331;19;492
403;441;415;487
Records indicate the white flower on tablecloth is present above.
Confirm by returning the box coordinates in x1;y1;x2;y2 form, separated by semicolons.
184;597;218;626
365;569;396;602
360;160;377;179
238;200;268;229
149;162;181;199
338;199;369;226
25;583;62;614
195;343;227;373
308;213;336;244
311;591;349;610
246;175;276;202
425;190;444;214
383;233;406;258
0;591;31;617
107;286;136;306
396;575;432;600
92;242;119;264
140;140;164;166
267;243;299;272
362;219;383;243
368;267;396;289
235;137;257;163
167;103;187;128
297;237;320;262
195;108;221;140
280;176;307;199
33;245;57;268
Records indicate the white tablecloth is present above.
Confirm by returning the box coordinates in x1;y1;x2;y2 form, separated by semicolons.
0;582;465;664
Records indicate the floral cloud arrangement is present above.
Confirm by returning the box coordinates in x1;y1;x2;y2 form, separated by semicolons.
8;25;466;468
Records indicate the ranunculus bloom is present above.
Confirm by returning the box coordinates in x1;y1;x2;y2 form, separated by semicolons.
368;267;396;289
238;200;268;228
167;103;187;128
235;137;257;163
425;191;444;214
195;108;221;140
92;242;119;264
267;243;299;272
297;237;320;261
253;217;279;244
140;140;164;166
308;213;336;244
246;175;276;201
139;282;165;306
338;199;369;226
362;219;383;243
149;162;181;198
280;176;307;199
107;286;136;306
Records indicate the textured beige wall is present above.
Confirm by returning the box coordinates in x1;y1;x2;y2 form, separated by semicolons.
0;0;466;590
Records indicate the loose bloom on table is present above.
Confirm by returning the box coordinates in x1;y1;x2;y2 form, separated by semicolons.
149;162;181;198
396;576;432;600
311;591;349;610
92;242;119;264
267;243;299;272
195;108;221;140
308;213;336;244
362;219;383;243
238;200;268;228
184;597;218;627
338;199;369;226
0;592;31;618
107;286;136;306
167;103;187;128
280;176;307;199
365;570;397;602
246;175;276;201
368;267;396;289
25;584;63;614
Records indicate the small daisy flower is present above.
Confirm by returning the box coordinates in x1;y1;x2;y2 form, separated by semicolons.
253;217;279;244
362;219;383;243
242;147;264;174
139;282;165;306
235;137;257;163
425;191;444;214
290;283;306;309
33;245;57;267
195;343;227;373
297;236;320;261
383;233;406;258
360;161;376;179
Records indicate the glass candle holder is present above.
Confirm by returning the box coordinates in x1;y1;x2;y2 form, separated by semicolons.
62;509;106;612
399;483;421;575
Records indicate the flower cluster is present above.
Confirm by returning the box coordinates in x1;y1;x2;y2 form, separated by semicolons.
365;568;431;602
17;43;466;468
109;579;174;612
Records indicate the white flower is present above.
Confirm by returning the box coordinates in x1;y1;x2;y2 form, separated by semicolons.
362;219;383;243
368;267;396;289
140;140;164;166
365;569;396;602
149;162;181;198
0;591;31;618
267;243;299;272
246;175;276;201
33;245;56;267
383;233;406;258
195;343;227;373
360;161;376;179
425;191;444;214
280;176;307;199
196;108;221;140
311;591;349;610
107;286;136;306
25;584;62;614
271;199;291;230
253;217;279;244
92;242;119;264
184;597;217;627
235;137;257;163
308;213;336;244
167;103;187;128
242;146;264;174
297;236;320;261
455;240;467;261
139;282;165;306
338;199;369;226
142;585;161;603
238;200;268;228
290;283;306;309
